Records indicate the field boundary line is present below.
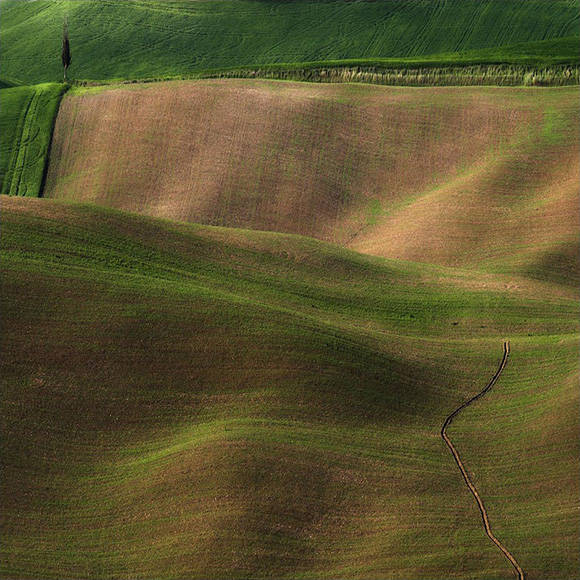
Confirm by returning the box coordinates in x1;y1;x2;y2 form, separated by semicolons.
441;341;525;580
38;84;69;198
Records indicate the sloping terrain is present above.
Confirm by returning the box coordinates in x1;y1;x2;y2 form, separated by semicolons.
44;81;579;284
0;0;578;84
0;83;67;196
1;3;578;578
1;197;577;579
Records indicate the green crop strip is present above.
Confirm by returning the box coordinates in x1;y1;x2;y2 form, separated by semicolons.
0;83;68;197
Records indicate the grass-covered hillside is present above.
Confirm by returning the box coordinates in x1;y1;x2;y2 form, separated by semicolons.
0;83;67;196
0;0;578;84
1;197;577;579
1;2;578;578
44;81;579;286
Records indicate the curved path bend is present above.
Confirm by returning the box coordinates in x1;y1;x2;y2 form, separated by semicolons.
441;341;525;580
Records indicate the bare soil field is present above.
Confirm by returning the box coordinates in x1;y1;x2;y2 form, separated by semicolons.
44;81;579;283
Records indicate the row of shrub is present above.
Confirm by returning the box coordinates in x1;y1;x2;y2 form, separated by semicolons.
203;65;579;87
72;65;579;88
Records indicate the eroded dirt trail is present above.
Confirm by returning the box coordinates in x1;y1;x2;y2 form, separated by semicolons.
442;341;525;580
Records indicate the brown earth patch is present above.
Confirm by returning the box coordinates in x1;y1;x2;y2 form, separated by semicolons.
47;81;570;259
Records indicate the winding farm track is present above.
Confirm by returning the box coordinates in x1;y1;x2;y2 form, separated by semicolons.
441;341;525;580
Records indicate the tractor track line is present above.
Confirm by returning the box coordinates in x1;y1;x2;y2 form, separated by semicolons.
441;341;525;580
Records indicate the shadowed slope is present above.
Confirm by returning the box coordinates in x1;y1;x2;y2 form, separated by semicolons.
44;81;579;287
1;197;578;579
0;76;24;89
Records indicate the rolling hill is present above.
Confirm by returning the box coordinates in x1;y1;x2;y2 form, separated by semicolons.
1;1;578;578
44;80;579;285
0;0;578;84
1;196;577;579
0;76;24;89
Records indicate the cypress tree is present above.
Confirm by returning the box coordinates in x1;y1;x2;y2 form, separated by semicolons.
62;18;71;82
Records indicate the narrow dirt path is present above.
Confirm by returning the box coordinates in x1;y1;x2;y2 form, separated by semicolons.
441;341;525;580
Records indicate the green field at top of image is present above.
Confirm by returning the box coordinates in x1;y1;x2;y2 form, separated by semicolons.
0;0;578;84
0;83;67;196
1;196;577;579
80;37;580;85
239;36;580;72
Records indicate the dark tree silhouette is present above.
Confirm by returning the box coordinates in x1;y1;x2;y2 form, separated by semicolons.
62;18;71;82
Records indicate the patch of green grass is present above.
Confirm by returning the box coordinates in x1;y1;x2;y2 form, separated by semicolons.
541;106;569;143
442;36;580;66
0;83;68;196
0;0;578;84
365;199;383;226
1;197;577;578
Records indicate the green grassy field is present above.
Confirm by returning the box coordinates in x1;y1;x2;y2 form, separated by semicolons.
1;1;578;578
70;37;580;88
0;0;578;84
0;83;67;196
1;197;577;579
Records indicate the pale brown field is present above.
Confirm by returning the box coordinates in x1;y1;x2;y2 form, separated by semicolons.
44;81;579;284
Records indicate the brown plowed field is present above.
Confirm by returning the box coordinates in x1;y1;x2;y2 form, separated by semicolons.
45;80;579;280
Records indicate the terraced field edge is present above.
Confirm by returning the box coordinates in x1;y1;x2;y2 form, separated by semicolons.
72;63;580;89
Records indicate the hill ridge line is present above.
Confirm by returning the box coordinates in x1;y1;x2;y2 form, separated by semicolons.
441;341;525;580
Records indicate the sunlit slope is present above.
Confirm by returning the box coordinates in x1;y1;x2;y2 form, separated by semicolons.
1;197;578;579
0;83;67;196
352;87;580;284
0;0;578;84
452;336;579;579
45;81;579;285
